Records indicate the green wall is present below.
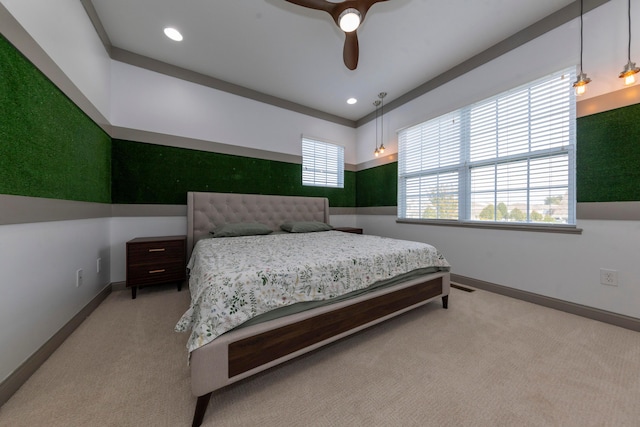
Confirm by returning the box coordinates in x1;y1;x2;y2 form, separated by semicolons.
4;28;640;209
356;162;397;207
112;140;356;207
354;105;640;208
576;104;640;202
0;35;111;203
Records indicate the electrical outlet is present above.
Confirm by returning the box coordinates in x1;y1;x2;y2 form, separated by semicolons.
97;258;101;273
76;269;83;287
600;268;618;286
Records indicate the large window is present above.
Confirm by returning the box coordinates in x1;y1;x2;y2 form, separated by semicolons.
302;137;344;188
398;69;576;225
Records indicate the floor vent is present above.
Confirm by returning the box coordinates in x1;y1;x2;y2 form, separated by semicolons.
451;283;475;292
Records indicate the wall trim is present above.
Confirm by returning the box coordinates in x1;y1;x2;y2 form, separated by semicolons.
0;197;360;224
77;0;610;127
577;85;640;118
356;206;397;215
451;274;640;333
330;207;357;215
112;127;357;172
0;2;111;134
4;198;639;225
112;127;302;164
356;153;397;171
577;201;640;221
0;284;112;408
111;204;187;217
0;195;111;226
79;0;112;53
111;47;356;128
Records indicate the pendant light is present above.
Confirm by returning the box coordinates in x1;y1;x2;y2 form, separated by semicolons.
573;0;591;96
378;92;386;155
619;0;639;86
373;99;381;157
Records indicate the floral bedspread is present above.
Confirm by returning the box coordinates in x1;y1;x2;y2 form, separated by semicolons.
175;231;450;353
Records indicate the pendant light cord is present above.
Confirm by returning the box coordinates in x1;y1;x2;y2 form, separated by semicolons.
628;0;632;62
380;96;383;147
580;0;584;74
374;100;380;152
375;102;378;151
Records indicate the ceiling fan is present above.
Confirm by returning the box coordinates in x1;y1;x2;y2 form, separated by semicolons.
284;0;388;70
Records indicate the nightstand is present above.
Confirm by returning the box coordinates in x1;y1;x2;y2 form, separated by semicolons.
333;227;363;234
126;235;187;299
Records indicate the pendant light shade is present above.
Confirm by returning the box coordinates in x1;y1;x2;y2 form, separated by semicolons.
619;0;639;86
620;61;640;85
574;72;591;96
573;0;591;96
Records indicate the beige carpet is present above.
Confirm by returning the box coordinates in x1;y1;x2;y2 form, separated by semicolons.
1;283;639;427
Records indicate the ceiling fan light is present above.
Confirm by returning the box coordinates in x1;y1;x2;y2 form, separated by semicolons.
619;61;640;85
339;9;361;32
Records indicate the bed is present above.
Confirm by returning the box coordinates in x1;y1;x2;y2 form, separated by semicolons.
177;192;451;427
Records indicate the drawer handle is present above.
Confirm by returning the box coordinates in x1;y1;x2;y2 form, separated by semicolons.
149;269;166;274
149;248;166;252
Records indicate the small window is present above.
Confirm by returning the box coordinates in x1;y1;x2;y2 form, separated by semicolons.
302;137;344;188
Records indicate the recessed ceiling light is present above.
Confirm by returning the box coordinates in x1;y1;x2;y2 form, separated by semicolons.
347;98;357;105
164;27;183;42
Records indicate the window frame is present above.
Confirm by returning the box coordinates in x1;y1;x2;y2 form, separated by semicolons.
397;68;577;230
301;136;345;189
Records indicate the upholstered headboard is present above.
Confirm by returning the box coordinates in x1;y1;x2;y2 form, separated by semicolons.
187;192;330;257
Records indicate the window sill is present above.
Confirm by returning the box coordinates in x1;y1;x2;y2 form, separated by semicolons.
395;218;583;234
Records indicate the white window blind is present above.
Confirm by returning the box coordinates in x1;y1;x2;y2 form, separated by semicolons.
398;68;576;225
302;137;344;188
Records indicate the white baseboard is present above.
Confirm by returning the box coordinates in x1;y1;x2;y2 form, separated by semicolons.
0;284;112;407
451;274;640;332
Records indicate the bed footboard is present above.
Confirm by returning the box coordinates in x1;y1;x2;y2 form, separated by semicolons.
190;272;449;426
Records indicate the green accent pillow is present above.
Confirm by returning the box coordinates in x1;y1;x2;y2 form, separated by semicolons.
280;221;334;233
210;223;273;237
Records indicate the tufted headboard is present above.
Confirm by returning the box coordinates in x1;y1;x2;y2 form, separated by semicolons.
187;192;330;258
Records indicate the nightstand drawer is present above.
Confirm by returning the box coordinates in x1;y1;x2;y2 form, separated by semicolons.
127;239;185;262
127;261;186;286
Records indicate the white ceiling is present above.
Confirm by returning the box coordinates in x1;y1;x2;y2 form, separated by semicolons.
88;0;577;122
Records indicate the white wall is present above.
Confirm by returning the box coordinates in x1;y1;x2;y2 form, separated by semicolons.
110;61;358;164
109;217;187;282
357;216;640;319
355;0;640;319
0;0;114;384
357;0;637;164
0;219;111;383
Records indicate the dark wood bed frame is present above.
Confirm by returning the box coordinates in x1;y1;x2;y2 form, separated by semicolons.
184;192;450;426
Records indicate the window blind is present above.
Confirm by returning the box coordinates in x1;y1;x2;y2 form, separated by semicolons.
398;68;576;225
302;137;344;188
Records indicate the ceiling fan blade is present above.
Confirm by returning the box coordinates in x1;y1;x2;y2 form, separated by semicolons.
285;0;388;70
343;31;359;70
